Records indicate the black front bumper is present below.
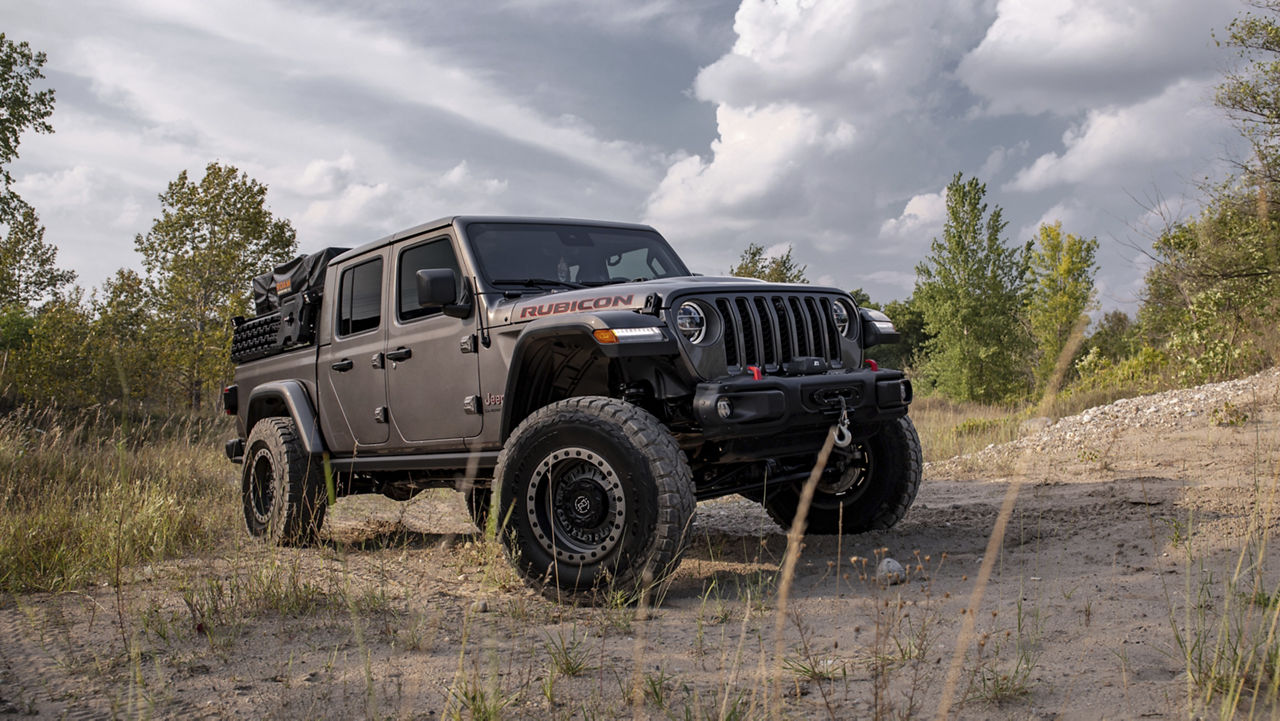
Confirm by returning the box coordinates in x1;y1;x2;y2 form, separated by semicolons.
692;368;912;440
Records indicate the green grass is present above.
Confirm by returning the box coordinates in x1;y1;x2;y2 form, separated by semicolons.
909;396;1022;462
0;405;239;593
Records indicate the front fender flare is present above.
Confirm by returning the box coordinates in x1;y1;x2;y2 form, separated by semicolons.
499;312;678;439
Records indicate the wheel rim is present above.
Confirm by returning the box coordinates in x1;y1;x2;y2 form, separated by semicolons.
248;449;276;525
525;446;627;564
816;442;874;499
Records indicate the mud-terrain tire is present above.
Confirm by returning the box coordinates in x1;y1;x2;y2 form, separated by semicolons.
465;487;492;533
764;416;921;535
242;417;327;545
495;396;695;601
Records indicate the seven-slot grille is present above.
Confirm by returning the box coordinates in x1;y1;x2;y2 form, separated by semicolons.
706;294;844;371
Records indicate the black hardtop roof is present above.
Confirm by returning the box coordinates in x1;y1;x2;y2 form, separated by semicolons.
328;215;659;267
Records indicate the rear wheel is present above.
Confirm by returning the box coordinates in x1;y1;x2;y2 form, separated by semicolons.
495;397;695;601
764;416;921;534
242;417;327;545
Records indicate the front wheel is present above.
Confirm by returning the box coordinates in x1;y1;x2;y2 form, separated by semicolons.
495;397;695;601
764;416;921;535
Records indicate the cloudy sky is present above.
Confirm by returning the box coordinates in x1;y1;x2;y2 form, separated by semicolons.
7;0;1248;310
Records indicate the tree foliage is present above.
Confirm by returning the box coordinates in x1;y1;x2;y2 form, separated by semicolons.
16;290;94;405
913;173;1031;402
0;33;55;222
135;162;296;410
729;243;808;283
1027;221;1098;387
0;205;75;308
857;292;930;372
1217;1;1280;184
88;269;159;403
1139;180;1280;383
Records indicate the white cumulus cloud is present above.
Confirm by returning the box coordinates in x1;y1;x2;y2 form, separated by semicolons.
958;0;1237;115
1006;79;1224;193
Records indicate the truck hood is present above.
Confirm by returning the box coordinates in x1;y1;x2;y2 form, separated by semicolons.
488;275;846;326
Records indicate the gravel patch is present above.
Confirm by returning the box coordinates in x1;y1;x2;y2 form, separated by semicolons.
928;366;1280;472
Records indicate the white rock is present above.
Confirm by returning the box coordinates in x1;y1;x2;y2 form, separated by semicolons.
877;557;906;585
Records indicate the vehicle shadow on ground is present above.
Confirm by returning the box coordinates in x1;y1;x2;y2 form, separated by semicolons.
321;520;481;551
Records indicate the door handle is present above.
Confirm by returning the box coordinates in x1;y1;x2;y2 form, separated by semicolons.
386;347;412;362
330;358;354;372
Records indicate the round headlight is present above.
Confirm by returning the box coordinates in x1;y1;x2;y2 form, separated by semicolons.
832;301;851;337
676;302;707;343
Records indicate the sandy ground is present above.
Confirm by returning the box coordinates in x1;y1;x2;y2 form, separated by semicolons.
2;375;1279;720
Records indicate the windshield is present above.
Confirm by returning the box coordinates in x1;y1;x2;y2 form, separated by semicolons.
465;222;690;288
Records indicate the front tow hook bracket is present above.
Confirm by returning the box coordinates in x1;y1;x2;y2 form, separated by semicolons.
833;397;852;448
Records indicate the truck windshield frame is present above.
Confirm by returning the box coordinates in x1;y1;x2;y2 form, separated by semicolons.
464;222;691;289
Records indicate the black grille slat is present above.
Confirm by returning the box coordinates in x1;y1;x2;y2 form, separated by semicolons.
718;298;744;368
754;297;779;368
789;297;813;356
772;297;795;359
819;298;841;358
805;297;830;359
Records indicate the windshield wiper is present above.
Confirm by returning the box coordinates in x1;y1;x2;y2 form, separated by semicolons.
491;278;585;290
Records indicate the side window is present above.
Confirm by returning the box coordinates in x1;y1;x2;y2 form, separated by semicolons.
398;237;462;322
337;258;383;336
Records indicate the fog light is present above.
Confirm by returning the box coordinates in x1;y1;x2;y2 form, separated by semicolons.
716;397;733;419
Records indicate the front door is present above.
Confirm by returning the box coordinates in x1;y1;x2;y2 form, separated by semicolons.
321;252;389;448
385;234;482;443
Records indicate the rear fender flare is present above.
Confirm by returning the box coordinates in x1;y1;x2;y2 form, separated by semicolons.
245;380;326;455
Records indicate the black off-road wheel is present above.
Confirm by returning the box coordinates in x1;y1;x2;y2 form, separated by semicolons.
242;417;327;545
764;416;921;535
495;397;695;601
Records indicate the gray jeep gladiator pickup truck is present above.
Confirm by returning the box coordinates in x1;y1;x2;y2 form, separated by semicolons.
224;216;919;598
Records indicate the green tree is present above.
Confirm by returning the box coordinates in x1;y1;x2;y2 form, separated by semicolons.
871;296;930;372
1026;221;1098;388
0;33;55;222
851;290;930;371
847;287;872;307
16;290;94;405
1139;180;1279;382
135;162;296;410
913;173;1031;402
0;205;75;309
729;243;808;283
88;269;157;404
1217;1;1280;184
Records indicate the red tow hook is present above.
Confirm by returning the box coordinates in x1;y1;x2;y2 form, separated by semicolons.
865;359;879;371
747;365;763;380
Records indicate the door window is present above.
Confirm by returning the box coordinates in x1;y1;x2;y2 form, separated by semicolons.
337;258;383;336
398;237;462;322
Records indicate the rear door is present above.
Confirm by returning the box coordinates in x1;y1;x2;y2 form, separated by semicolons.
385;233;483;443
320;251;390;448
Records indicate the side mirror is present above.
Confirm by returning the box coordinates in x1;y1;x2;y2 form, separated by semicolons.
859;307;900;348
416;268;457;308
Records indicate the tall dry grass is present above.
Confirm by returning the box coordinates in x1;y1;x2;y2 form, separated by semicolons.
0;406;239;593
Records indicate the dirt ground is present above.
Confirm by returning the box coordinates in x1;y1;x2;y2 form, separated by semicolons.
2;376;1279;720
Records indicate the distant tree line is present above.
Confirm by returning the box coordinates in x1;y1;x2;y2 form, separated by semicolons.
0;35;294;411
